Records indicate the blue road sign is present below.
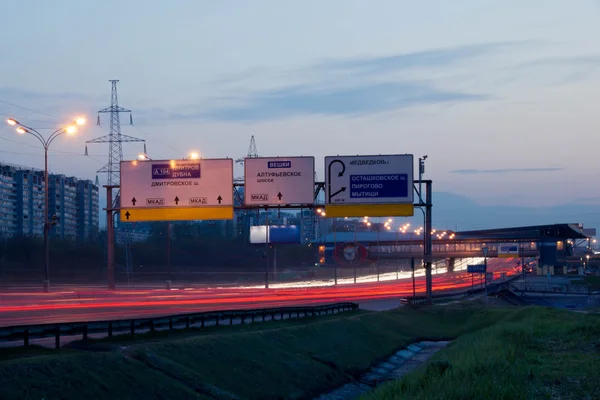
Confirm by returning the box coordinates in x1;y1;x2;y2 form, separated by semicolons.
349;174;409;199
467;264;486;274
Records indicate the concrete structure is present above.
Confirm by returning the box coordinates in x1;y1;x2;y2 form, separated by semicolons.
312;223;594;275
0;162;99;241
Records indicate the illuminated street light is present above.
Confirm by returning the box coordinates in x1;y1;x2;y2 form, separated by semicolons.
188;152;200;160
5;115;86;293
138;153;151;160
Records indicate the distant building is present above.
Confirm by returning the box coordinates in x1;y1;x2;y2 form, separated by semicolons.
77;180;100;241
0;164;19;236
14;169;45;237
0;162;99;240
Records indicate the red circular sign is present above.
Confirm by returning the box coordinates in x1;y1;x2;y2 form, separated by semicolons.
332;242;371;266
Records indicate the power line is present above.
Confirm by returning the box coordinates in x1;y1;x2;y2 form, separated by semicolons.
0;136;126;157
0;99;57;119
0;113;58;126
131;124;183;155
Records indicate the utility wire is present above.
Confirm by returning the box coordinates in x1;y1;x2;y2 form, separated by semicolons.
0;99;58;119
131;124;184;156
0;113;58;126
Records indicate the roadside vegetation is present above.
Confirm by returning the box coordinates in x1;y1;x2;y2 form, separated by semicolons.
0;304;505;400
572;275;600;291
1;302;597;400
362;306;600;400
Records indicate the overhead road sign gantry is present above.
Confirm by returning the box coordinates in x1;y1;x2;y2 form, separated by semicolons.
324;154;414;217
119;158;234;222
244;156;315;206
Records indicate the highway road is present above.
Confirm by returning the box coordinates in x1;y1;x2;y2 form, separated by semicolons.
0;262;518;328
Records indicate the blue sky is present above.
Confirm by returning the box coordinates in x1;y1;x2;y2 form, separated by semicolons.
1;0;600;228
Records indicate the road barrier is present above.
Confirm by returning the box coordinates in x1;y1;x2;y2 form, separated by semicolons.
0;302;359;349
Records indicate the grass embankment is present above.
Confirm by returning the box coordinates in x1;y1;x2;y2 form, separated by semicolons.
572;275;600;291
0;305;506;400
363;307;600;400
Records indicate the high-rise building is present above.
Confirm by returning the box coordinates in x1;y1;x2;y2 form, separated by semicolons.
0;162;99;240
48;175;78;239
77;180;99;241
15;169;45;237
0;164;18;237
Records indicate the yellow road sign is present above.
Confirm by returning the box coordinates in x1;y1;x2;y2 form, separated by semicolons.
119;206;233;222
325;204;414;218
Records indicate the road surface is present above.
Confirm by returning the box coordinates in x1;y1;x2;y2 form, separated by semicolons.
0;265;518;327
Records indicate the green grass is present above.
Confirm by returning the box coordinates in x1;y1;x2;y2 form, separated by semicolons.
572;275;600;291
362;306;600;400
0;305;508;400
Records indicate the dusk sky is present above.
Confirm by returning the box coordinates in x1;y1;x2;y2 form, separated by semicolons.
1;1;600;228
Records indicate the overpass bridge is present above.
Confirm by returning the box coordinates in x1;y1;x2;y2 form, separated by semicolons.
312;223;592;273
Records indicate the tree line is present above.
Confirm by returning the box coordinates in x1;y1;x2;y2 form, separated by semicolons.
0;223;315;272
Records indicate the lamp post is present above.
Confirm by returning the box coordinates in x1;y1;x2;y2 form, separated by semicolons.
6;117;86;292
482;246;489;300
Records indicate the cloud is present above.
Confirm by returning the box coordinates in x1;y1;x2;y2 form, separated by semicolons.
314;41;527;75
515;54;600;69
506;54;600;85
195;81;488;121
451;167;564;174
184;41;538;121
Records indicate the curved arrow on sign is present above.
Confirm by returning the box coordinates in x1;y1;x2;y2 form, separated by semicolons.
327;159;346;203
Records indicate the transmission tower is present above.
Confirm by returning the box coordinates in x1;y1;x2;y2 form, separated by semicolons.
85;80;145;207
233;136;260;241
234;135;259;182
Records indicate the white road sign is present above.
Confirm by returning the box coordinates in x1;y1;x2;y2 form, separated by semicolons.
120;158;233;208
244;156;315;205
325;154;414;204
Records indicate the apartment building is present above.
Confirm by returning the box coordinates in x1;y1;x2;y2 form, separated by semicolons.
0;162;99;240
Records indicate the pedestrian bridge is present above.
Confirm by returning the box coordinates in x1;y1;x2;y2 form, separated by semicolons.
312;223;591;267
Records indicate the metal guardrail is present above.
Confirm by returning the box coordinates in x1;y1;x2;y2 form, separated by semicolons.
0;302;359;349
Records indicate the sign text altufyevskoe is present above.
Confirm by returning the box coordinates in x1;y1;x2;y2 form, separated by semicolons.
244;156;315;206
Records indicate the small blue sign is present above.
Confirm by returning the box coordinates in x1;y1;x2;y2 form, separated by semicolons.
268;161;291;169
268;225;301;244
349;174;408;198
152;163;201;180
467;264;486;273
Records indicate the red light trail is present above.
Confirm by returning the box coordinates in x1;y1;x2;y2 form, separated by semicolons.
0;260;519;328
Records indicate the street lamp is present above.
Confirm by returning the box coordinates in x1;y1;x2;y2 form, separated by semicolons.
6;117;85;292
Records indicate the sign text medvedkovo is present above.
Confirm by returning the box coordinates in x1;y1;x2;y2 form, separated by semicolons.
349;159;390;166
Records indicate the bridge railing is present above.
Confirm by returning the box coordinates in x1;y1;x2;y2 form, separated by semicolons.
0;302;359;349
507;281;591;295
